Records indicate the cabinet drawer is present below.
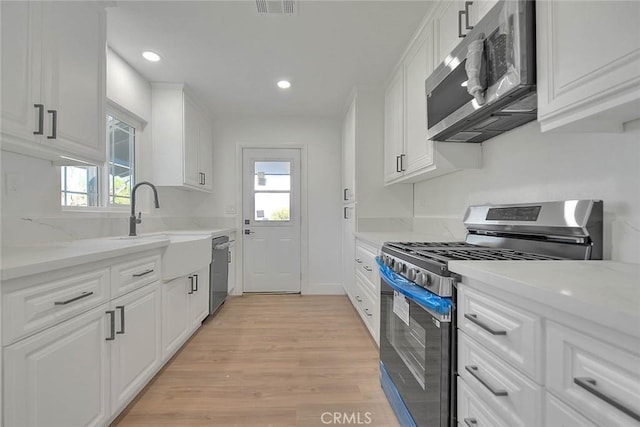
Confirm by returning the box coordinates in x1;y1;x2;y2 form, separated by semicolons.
355;242;378;286
458;331;543;427
3;268;110;345
354;274;378;343
546;321;640;426
111;254;161;298
458;376;511;427
545;392;597;427
458;286;542;381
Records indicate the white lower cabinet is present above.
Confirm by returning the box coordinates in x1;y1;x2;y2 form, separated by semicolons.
545;393;597;427
457;376;511;427
4;304;111;427
162;266;210;361
347;239;380;346
109;283;162;416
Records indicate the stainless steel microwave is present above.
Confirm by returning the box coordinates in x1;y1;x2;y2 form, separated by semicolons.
425;0;536;143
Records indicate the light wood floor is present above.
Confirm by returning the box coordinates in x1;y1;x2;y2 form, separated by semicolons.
113;295;400;427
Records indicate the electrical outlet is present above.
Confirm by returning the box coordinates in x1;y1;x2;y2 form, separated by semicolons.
226;205;237;214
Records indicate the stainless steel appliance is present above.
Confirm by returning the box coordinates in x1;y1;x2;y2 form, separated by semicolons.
425;0;536;143
210;236;230;315
379;200;603;426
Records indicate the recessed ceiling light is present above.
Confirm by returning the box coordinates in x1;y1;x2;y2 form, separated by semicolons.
142;51;161;62
277;80;291;89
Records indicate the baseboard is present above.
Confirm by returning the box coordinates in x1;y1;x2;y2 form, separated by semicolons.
303;283;346;295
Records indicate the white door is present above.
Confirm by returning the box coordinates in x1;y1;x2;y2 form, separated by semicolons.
242;148;301;293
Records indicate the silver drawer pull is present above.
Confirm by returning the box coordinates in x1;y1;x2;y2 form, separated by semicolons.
105;310;116;341
116;305;125;335
574;377;640;422
132;269;154;278
363;266;372;272
464;313;507;335
465;365;508;397
54;291;93;305
364;308;373;317
356;296;362;302
355;258;363;264
464;419;477;427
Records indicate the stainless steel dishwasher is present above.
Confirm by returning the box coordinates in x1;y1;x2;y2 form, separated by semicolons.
210;235;230;315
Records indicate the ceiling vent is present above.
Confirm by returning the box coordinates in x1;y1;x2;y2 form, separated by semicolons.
256;0;296;15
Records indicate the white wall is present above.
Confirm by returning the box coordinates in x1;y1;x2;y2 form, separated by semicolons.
413;120;640;263
194;116;343;294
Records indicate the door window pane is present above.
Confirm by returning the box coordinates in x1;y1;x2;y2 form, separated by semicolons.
255;193;290;221
254;161;290;191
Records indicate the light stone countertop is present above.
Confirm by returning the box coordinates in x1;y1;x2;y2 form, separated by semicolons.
354;231;462;249
449;260;640;338
1;227;238;281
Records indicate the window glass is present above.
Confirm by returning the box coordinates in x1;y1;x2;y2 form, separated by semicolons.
253;160;291;221
60;166;99;207
108;115;135;205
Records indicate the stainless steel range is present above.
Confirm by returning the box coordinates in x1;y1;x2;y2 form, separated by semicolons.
378;200;603;427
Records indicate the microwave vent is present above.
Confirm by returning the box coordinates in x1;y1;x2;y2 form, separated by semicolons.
256;0;296;15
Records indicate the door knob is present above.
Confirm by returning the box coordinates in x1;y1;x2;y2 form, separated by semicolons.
244;229;255;235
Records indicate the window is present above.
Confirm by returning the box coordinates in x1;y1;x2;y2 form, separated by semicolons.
107;114;135;205
253;161;291;221
60;109;137;208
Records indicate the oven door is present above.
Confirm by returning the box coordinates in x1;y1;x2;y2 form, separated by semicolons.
380;277;451;427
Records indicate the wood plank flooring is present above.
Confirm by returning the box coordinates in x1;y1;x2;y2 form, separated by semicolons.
113;295;400;427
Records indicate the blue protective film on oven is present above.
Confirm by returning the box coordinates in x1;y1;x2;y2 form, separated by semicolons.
376;257;453;315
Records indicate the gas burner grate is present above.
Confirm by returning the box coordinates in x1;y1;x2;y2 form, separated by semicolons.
415;248;564;262
386;242;474;252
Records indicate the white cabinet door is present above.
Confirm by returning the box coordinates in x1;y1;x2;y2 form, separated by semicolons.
183;94;201;188
0;1;41;147
110;283;162;416
341;205;356;302
41;1;106;162
162;276;190;360
384;69;405;183
433;0;465;66
4;304;111;427
189;267;210;330
537;1;640;132
404;32;434;175
198;113;213;191
342;97;357;202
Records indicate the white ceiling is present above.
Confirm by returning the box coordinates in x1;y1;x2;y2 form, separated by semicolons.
107;1;434;118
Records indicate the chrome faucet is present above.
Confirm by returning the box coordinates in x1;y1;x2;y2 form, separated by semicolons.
129;181;160;236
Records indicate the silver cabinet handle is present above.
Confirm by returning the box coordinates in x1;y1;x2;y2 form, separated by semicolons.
54;291;93;305
116;305;125;335
363;266;373;272
133;269;154;278
228;250;231;264
343;207;349;220
400;154;406;172
47;109;57;139
356;296;362;302
34;104;44;135
465;365;508;396
458;9;466;38
464;313;507;335
106;310;116;341
464;1;474;30
574;377;640;422
193;274;199;292
364;308;373;317
396;155;401;173
343;188;348;201
464;418;477;427
355;258;363;264
188;276;194;294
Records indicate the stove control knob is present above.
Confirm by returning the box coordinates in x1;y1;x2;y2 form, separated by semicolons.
384;256;393;268
407;268;418;282
416;273;431;287
393;262;404;274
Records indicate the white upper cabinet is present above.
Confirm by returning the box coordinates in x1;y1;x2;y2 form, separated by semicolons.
384;70;405;183
1;1;107;164
537;1;640;132
341;97;357;203
151;83;214;192
384;17;480;185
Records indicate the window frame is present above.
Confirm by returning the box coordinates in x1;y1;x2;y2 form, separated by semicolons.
60;102;145;212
